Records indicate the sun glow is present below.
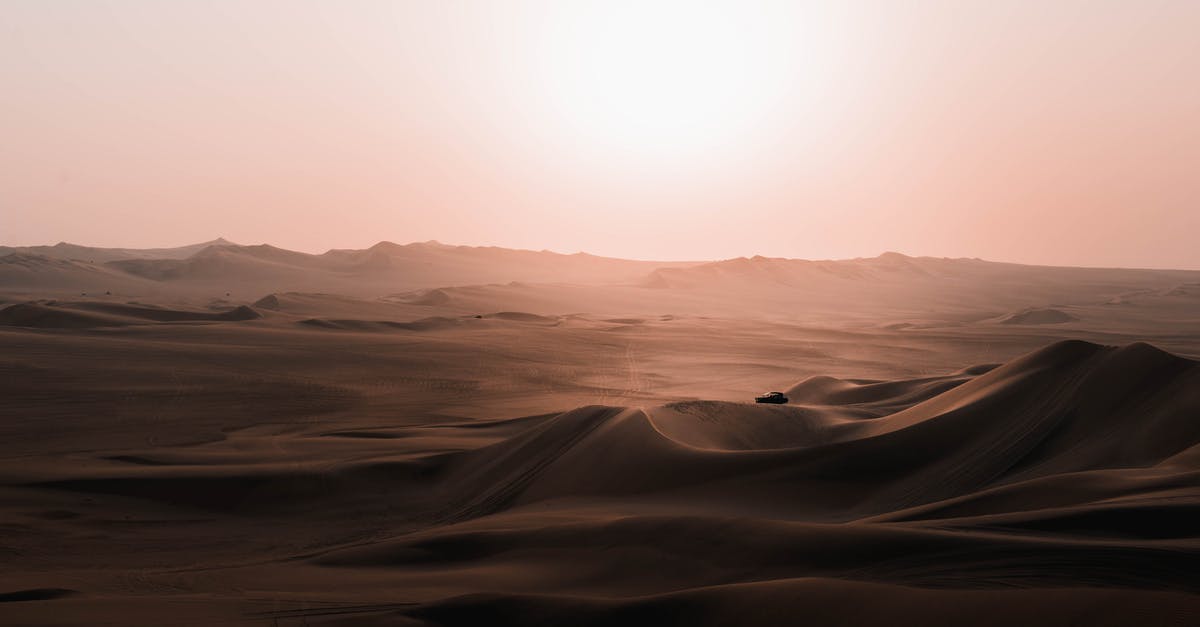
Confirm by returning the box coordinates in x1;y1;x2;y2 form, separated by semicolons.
534;2;825;164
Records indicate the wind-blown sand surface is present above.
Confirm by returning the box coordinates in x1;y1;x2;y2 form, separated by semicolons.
2;242;1199;625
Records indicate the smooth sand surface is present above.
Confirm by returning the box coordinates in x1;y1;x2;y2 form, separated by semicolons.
2;242;1199;625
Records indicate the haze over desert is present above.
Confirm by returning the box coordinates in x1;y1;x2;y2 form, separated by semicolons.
2;239;1200;625
4;1;1200;625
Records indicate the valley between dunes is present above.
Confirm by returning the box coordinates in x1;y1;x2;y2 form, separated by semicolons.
2;241;1200;625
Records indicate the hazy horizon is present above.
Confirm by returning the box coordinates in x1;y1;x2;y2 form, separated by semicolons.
8;233;1200;271
5;1;1199;269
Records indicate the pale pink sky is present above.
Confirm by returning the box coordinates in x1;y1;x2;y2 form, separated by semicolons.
2;1;1198;268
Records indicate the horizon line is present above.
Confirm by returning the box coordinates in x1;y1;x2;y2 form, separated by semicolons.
4;237;1200;273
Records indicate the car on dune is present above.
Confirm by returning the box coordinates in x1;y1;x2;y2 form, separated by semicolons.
755;391;788;404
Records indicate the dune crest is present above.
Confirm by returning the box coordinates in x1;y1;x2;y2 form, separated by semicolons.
197;339;1200;626
392;342;1199;526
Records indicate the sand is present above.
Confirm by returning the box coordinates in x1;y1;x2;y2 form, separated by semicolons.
2;241;1199;625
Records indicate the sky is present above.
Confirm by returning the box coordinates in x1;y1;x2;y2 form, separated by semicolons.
2;1;1198;268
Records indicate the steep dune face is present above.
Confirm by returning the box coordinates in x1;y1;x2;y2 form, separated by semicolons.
785;369;987;414
645;401;857;450
825;341;1200;514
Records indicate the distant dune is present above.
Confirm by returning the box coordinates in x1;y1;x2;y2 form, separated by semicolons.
0;253;153;294
2;239;700;298
5;242;1200;318
999;307;1079;325
0;238;236;264
0;301;260;328
390;287;453;306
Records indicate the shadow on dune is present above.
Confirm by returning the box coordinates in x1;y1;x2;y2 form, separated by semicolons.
0;301;260;328
391;341;1200;522
385;340;1200;624
25;340;1200;625
297;312;558;332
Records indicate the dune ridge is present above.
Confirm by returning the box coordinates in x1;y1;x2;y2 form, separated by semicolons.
6;242;1200;323
277;340;1200;624
375;341;1200;525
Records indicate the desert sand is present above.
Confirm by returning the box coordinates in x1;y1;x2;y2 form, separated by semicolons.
2;240;1200;625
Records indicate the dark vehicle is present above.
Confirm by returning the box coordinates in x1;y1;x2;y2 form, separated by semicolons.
755;391;788;404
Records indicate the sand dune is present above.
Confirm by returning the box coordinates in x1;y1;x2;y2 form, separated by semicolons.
109;243;327;282
999;307;1079;324
4;336;1198;625
7;242;1200;323
296;311;559;333
0;301;260;328
0;253;154;295
405;580;1200;627
785;367;989;413
0;240;701;301
96;240;701;296
0;238;236;263
314;341;1199;624
299;315;481;332
4;242;1200;625
383;341;1200;522
270;341;1200;624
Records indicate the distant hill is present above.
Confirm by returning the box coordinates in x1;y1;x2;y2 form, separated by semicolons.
0;239;702;298
637;252;1200;317
0;253;155;295
4;242;1200;317
0;238;237;264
